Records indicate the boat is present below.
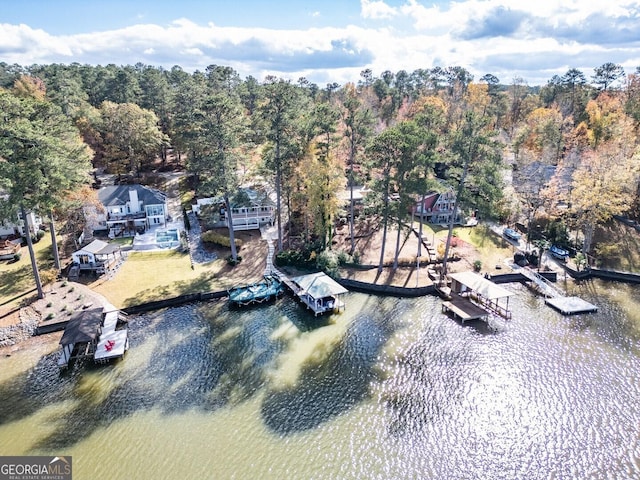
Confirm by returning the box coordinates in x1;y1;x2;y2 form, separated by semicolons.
549;244;570;261
228;275;284;307
503;228;522;241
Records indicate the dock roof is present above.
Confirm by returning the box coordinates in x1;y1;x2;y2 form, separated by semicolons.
449;271;514;300
291;272;348;299
59;308;104;346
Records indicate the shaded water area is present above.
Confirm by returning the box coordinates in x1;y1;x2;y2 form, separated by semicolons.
1;279;639;479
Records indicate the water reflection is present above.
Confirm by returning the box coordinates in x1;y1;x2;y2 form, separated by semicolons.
0;280;638;479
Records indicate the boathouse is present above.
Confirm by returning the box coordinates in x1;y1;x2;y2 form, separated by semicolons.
57;308;104;368
448;271;514;320
290;272;348;316
58;305;128;368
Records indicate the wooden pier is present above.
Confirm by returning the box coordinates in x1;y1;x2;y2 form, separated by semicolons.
442;294;490;322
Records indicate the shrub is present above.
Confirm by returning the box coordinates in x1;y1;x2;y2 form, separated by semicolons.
40;268;58;285
226;255;242;266
316;249;340;276
275;249;312;268
13;252;21;262
473;259;482;272
45;313;54;320
201;230;243;248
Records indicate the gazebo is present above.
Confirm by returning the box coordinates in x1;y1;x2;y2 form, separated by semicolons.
71;239;122;275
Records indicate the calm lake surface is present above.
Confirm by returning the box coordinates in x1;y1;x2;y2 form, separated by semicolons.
1;279;639;479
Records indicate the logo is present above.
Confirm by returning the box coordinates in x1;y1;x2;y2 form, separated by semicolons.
0;456;72;480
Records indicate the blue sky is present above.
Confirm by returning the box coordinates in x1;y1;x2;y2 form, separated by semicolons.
2;0;640;86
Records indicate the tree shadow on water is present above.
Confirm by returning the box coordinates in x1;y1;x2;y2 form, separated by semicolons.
261;312;398;435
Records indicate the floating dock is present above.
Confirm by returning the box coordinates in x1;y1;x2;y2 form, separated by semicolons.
545;296;598;315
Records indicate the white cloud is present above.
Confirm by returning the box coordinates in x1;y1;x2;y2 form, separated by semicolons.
360;0;398;20
1;1;640;86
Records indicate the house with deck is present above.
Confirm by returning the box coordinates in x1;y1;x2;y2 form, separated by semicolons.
412;188;462;225
0;210;43;239
88;185;168;238
193;187;275;231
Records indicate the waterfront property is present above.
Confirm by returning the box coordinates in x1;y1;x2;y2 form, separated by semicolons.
228;275;284;307
86;184;168;238
57;305;128;368
411;187;462;225
193;187;275;231
448;271;514;320
289;272;348;316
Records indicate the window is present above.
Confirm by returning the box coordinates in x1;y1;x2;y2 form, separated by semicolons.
146;205;164;216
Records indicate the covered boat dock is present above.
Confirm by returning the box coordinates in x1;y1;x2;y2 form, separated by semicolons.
289;272;348;316
58;305;128;368
57;308;104;368
448;271;514;320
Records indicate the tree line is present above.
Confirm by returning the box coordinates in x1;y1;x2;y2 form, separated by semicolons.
1;60;640;296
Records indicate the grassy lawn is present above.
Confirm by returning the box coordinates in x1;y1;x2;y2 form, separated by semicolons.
87;234;267;309
0;235;56;313
110;236;133;247
88;250;224;308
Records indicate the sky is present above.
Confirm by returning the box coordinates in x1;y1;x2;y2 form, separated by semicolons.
2;0;640;86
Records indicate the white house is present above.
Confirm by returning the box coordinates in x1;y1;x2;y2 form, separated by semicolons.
194;188;275;231
88;185;168;238
0;211;43;239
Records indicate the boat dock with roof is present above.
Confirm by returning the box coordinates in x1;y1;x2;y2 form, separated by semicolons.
284;272;348;316
446;271;514;321
57;305;128;369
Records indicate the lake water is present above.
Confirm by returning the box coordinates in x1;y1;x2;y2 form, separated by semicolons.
1;279;639;479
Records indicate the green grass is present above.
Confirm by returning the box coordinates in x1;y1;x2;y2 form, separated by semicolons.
110;237;133;247
0;235;55;310
90;250;228;308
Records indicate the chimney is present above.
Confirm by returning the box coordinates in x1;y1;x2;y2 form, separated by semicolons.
128;188;140;213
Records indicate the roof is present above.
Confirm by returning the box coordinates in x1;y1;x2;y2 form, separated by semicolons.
76;239;120;255
98;185;166;207
291;272;348;299
195;187;274;209
449;271;514;300
59;308;104;346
